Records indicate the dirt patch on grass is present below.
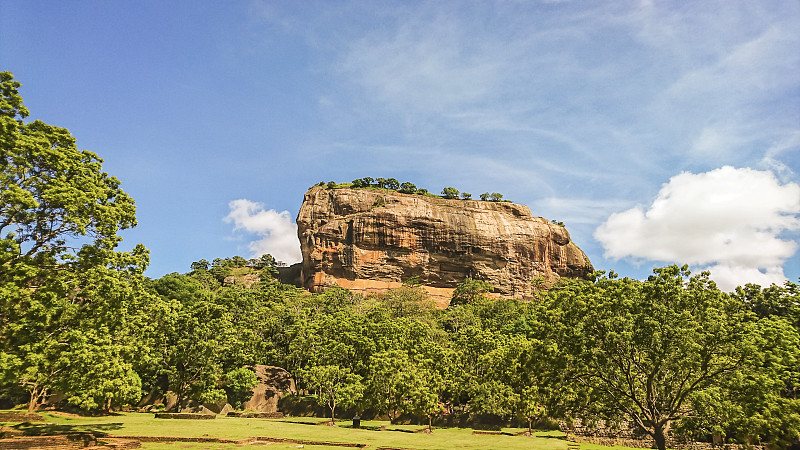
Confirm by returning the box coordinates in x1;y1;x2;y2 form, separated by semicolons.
0;412;44;422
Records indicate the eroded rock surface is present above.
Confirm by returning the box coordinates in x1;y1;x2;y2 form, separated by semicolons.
297;186;593;306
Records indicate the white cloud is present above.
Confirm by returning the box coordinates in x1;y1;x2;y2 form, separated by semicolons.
224;199;302;265
595;166;800;290
704;264;789;292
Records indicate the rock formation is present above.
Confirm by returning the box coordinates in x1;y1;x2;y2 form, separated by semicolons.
297;186;593;306
242;365;296;413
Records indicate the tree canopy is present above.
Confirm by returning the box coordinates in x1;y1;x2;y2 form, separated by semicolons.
0;71;150;413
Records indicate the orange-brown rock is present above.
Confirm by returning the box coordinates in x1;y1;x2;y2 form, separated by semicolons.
297;186;593;306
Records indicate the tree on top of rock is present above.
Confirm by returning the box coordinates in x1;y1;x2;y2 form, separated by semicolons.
399;182;417;194
441;187;460;199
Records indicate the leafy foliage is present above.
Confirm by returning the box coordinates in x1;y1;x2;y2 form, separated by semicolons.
449;278;493;306
302;364;364;423
0;72;150;413
441;187;460;199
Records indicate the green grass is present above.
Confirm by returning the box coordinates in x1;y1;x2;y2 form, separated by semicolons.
1;411;640;450
137;444;342;450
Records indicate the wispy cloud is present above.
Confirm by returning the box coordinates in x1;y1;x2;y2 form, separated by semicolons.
329;2;799;178
595;167;800;290
224;199;302;265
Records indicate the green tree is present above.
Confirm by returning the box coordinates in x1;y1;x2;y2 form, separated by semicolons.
0;72;136;265
351;179;365;188
385;178;400;190
302;365;364;424
460;192;472;200
231;255;248;267
449;278;493;307
676;315;800;446
479;192;490;201
223;367;259;410
361;177;374;187
366;350;413;423
472;334;551;435
0;72;148;412
366;350;442;431
147;274;235;410
545;266;767;450
407;369;442;433
736;281;800;329
489;192;503;201
378;284;436;319
190;259;210;271
441;187;459;199
399;182;417;194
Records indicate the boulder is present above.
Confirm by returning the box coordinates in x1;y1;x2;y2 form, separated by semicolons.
297;186;593;306
241;365;296;413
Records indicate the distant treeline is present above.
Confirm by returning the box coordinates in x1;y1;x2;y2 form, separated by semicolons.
315;177;507;202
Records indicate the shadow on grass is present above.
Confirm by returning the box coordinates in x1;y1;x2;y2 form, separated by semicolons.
278;419;425;434
529;432;569;441
281;420;386;432
340;425;385;431
12;421;124;436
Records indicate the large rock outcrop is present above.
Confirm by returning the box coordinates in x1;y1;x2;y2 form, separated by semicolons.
297;186;593;306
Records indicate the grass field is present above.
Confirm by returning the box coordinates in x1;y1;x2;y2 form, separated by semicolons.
1;410;639;450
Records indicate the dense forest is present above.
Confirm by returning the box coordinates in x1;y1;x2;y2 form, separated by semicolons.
1;71;799;450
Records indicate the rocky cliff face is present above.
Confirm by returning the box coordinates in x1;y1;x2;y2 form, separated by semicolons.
297;186;593;306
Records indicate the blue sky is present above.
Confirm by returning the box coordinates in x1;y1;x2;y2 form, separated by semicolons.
2;0;798;291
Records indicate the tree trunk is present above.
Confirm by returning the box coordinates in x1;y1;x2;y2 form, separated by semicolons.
27;386;39;414
428;415;432;433
27;384;47;414
653;425;667;450
528;418;533;436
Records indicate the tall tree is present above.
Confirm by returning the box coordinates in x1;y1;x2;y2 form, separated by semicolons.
0;72;147;412
545;267;766;450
